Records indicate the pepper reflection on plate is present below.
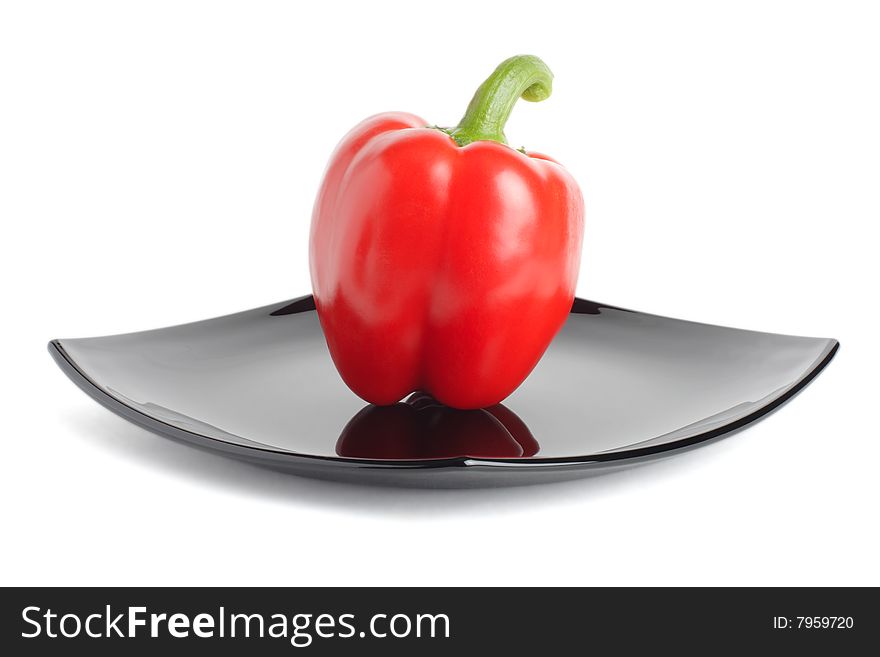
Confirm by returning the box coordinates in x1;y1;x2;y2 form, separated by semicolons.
336;392;539;460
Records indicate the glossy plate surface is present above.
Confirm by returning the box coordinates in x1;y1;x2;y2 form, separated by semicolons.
50;296;837;487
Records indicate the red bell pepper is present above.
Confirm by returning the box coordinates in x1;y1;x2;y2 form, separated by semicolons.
310;55;584;409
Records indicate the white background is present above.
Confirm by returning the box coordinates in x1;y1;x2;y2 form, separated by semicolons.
2;1;878;586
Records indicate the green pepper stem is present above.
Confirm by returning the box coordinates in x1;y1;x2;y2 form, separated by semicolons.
448;55;553;147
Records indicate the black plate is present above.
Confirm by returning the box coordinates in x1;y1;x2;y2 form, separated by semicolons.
50;296;837;487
